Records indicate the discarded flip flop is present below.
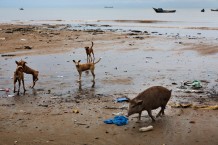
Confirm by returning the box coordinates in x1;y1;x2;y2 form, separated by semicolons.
104;116;128;126
116;97;129;103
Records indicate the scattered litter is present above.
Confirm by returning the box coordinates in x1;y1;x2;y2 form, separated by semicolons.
20;39;26;41
24;46;32;49
170;102;218;110
189;121;195;124
0;37;5;40
200;105;218;110
112;112;124;116
5;88;10;92
1;54;16;57
183;90;204;93
57;75;64;78
38;104;48;107
8;94;15;97
104;116;128;126
139;125;153;132
116;97;129;103
104;104;128;110
191;80;202;89
73;109;79;113
169;102;192;108
75;122;86;125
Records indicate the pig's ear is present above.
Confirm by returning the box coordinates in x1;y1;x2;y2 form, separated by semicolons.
136;99;143;105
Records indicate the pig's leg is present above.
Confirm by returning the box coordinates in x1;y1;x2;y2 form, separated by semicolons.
156;108;162;118
147;110;155;122
156;106;165;118
138;111;142;121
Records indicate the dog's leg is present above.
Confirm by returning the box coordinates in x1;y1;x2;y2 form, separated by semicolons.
78;72;82;82
31;76;38;88
92;52;95;60
18;80;21;95
22;78;26;93
31;76;35;88
90;69;95;82
14;79;17;93
87;54;89;63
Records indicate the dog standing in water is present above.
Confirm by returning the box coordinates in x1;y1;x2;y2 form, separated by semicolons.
84;41;94;62
15;60;39;88
73;57;102;82
14;66;26;95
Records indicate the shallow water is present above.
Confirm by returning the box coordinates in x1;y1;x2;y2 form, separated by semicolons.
1;46;218;104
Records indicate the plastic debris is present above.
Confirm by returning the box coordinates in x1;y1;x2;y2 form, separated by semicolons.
201;105;218;110
104;116;128;126
116;97;129;103
191;80;202;89
112;112;124;116
8;94;15;97
139;125;153;132
1;88;10;92
73;109;79;113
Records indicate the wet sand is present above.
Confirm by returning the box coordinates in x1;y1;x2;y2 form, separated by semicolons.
0;23;218;145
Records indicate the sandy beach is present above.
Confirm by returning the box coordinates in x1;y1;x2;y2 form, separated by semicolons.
0;23;218;145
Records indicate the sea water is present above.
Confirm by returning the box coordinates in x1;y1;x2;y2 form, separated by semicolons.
0;8;218;26
0;7;218;37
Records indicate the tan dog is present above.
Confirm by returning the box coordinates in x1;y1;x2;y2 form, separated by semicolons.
73;57;102;82
84;41;94;62
14;66;26;95
15;60;39;88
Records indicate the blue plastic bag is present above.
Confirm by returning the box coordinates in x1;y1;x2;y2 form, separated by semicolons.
104;116;128;126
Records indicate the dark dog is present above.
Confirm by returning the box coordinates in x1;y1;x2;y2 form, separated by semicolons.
14;66;26;95
15;60;39;88
73;57;101;82
84;41;94;62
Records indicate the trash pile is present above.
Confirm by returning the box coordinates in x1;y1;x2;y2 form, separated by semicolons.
176;80;204;93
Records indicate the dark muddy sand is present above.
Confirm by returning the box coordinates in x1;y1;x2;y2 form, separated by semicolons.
0;24;218;145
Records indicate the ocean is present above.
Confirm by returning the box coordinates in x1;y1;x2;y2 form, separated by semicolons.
0;7;218;37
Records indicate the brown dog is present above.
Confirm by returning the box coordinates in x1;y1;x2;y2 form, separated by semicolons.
14;66;26;95
84;41;94;62
73;57;102;82
15;60;39;88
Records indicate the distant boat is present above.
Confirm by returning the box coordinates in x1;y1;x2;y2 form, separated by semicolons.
201;9;205;12
153;8;176;13
104;6;113;8
19;8;24;10
211;9;218;11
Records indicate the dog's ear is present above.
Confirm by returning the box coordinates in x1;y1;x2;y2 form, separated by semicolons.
73;60;76;63
15;61;18;65
78;60;81;63
23;61;27;65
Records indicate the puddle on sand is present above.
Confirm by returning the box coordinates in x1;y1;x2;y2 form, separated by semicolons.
0;48;218;105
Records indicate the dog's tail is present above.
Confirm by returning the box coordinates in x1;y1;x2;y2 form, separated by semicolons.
94;57;102;64
91;41;94;49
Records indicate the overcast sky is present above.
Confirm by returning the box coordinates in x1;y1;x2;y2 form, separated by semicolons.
0;0;218;8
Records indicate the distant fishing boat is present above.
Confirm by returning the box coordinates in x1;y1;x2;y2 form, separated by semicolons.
104;6;113;8
153;8;176;13
19;8;24;10
211;9;218;11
